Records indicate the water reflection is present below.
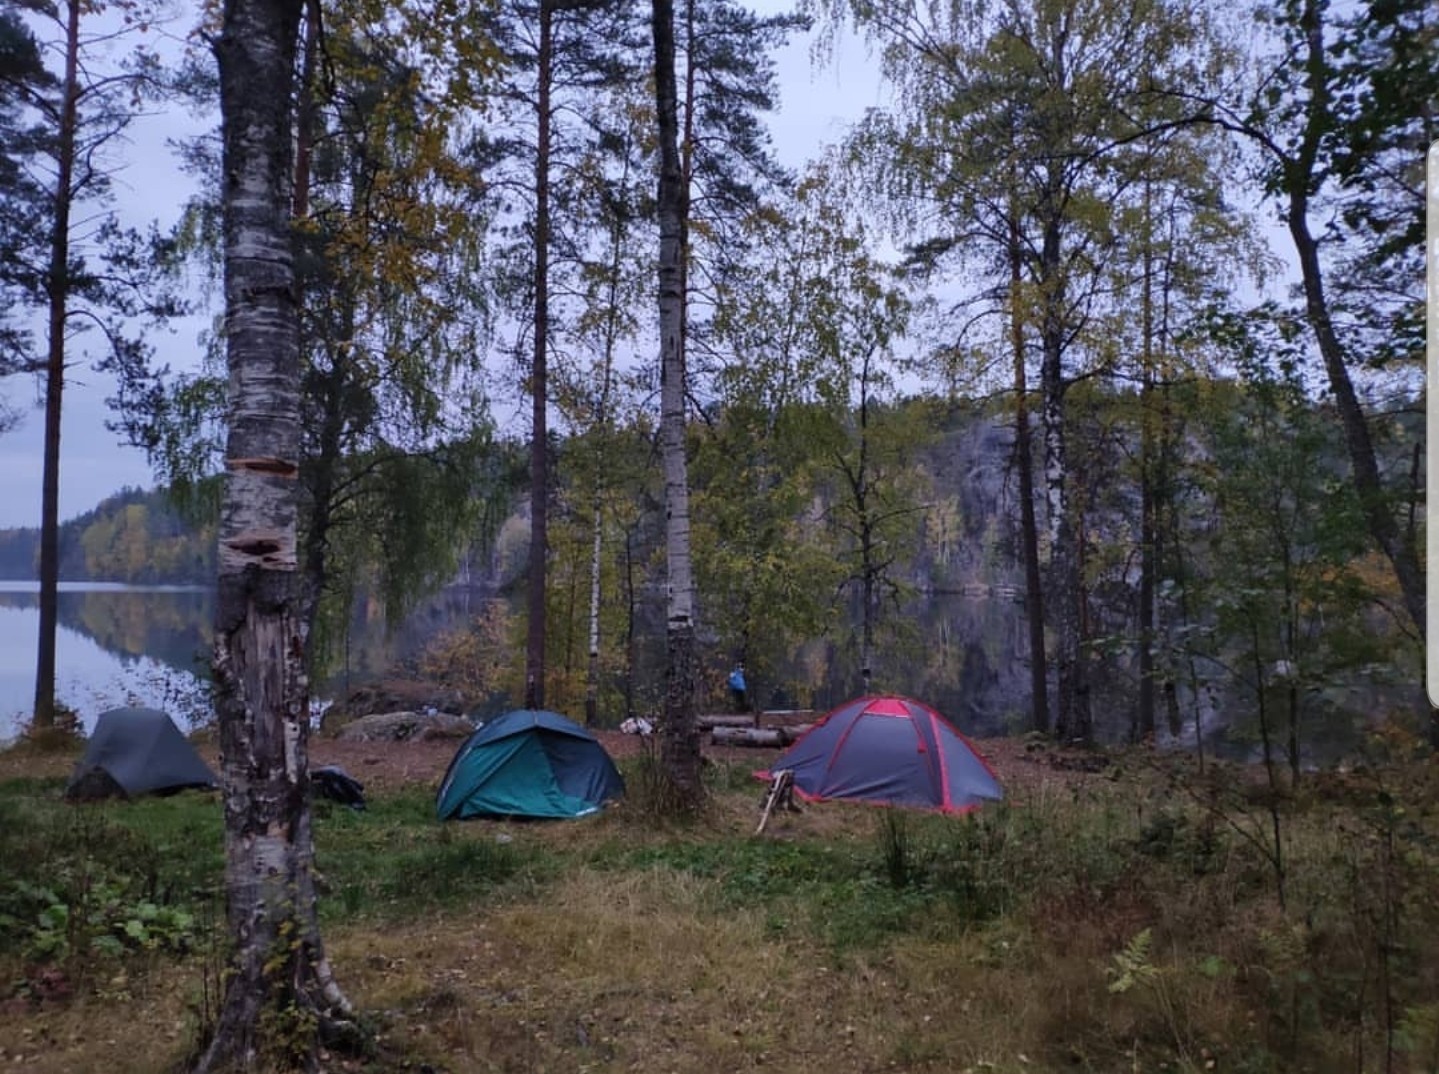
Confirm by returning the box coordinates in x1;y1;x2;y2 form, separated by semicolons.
4;581;1395;760
0;584;214;736
0;584;213;671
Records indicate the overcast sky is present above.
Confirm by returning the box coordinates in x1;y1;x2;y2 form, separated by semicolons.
0;3;883;531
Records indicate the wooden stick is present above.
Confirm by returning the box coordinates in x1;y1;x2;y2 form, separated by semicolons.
755;770;795;835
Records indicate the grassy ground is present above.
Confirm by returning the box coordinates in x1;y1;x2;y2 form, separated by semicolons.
0;734;1436;1073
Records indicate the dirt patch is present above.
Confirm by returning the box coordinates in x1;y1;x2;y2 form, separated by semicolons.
308;726;1108;802
0;720;1110;804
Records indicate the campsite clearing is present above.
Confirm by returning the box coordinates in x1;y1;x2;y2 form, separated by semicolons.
1;731;1435;1074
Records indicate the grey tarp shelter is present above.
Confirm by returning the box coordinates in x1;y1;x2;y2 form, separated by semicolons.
65;707;217;800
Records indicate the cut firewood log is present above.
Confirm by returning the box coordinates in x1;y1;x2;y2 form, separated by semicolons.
710;726;790;748
698;714;759;729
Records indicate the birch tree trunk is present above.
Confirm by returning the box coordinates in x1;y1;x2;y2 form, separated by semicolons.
585;499;602;725
1008;210;1048;736
652;0;702;808
1136;184;1157;744
1039;205;1090;745
582;115;633;729
851;345;876;696
198;0;350;1066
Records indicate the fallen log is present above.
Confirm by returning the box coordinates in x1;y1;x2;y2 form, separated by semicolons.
698;714;759;729
710;726;790;748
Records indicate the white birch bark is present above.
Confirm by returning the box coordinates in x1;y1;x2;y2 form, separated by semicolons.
652;0;702;805
197;0;350;1066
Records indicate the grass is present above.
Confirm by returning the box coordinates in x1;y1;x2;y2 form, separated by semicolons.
313;788;557;922
0;748;1437;1073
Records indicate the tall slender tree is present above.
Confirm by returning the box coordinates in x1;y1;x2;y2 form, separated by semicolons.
652;0;701;807
109;0;501;688
828;0;1221;742
549;101;650;723
524;0;556;710
1107;146;1263;742
199;0;349;1065
1006;205;1047;733
0;0;49;435
4;0;179;730
30;0;80;732
1195;0;1433;644
286;2;497;671
473;0;641;710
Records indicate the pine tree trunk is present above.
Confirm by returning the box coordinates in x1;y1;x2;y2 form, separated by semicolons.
197;0;350;1067
31;0;81;733
526;0;555;712
857;359;874;695
652;0;702;808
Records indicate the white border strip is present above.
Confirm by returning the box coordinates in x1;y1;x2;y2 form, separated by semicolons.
1428;140;1438;706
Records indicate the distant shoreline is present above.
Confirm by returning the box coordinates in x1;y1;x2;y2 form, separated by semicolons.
0;581;212;593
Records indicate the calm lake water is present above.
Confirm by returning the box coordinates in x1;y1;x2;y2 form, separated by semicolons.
6;580;1361;757
0;580;455;741
0;579;1043;742
0;582;214;739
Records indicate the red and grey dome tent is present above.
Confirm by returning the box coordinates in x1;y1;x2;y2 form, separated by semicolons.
757;695;1003;814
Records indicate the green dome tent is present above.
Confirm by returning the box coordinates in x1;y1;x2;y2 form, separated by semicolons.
435;709;625;820
65;707;217;800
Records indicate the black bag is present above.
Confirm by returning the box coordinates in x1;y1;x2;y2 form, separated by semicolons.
311;765;366;810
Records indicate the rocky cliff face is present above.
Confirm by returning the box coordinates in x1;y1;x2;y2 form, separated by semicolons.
337;397;1422;755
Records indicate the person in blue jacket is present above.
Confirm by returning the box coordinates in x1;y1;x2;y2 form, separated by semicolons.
728;662;747;713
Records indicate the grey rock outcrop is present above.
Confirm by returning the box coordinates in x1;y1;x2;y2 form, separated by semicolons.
333;710;474;743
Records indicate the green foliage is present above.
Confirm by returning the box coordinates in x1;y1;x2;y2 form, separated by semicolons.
1106;927;1158;995
615;832;860;903
0;784;559;976
1245;0;1434;371
541;425;659;719
308;427;508;681
0;0;50;396
1187;311;1392;769
0;795;213;980
875;810;923;889
693;168;917;698
1135;807;1227;876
